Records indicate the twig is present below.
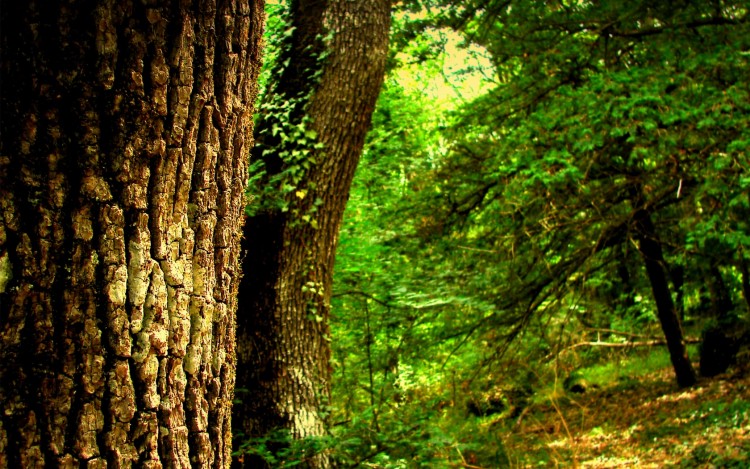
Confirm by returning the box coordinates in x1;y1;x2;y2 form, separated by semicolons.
549;397;579;468
455;446;487;469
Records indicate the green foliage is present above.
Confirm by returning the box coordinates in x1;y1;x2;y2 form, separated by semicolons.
234;428;333;468
323;0;749;465
560;344;700;393
256;0;289;94
583;351;669;388
246;0;329;226
691;399;750;430
246;107;325;220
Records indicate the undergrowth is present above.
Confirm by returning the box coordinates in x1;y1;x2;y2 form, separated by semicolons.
329;346;749;468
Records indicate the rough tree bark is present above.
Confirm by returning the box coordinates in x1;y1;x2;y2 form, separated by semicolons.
0;1;264;466
234;0;391;467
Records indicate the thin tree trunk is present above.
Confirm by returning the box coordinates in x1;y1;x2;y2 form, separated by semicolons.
615;243;636;317
234;1;391;467
670;264;685;321
706;264;734;319
739;251;750;312
0;1;264;466
633;208;697;387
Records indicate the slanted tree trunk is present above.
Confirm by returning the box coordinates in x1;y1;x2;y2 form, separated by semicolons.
0;1;264;466
234;0;391;467
632;207;697;387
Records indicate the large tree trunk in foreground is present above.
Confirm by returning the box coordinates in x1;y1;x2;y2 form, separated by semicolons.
0;1;264;466
633;207;697;388
234;0;390;467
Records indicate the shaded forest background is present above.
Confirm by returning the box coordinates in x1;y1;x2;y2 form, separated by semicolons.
243;0;750;467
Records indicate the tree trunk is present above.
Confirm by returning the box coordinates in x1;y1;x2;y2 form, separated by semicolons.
615;243;636;317
234;0;391;467
633;208;697;388
0;1;264;467
706;264;734;319
670;264;685;321
739;251;750;312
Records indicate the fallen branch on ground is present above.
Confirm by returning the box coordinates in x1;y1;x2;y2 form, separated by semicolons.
546;337;701;361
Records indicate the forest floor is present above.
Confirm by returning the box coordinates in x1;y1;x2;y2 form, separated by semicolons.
497;363;750;468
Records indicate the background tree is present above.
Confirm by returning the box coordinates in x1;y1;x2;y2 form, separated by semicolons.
233;0;391;467
0;1;264;466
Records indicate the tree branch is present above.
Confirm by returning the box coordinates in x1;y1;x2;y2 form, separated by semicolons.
609;16;747;39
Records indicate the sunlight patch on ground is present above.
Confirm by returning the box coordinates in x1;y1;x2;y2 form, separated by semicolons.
651;386;708;404
580;455;647;468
